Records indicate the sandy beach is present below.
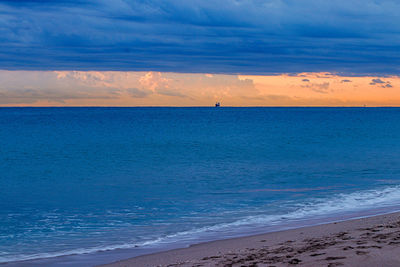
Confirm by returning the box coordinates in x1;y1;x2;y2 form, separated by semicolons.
100;211;400;267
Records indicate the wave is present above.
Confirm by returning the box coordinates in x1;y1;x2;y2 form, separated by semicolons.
3;185;400;264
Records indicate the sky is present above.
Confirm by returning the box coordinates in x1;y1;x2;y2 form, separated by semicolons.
0;0;400;106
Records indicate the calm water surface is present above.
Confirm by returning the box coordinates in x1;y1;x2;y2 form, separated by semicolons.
1;107;400;265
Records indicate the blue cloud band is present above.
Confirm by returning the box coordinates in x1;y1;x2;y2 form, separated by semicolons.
0;0;399;74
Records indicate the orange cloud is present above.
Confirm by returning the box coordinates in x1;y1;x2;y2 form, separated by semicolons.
0;71;399;106
239;73;400;106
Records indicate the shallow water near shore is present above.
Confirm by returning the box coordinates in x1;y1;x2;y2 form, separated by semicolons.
2;107;400;266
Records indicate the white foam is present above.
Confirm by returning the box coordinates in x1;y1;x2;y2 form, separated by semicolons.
3;185;400;264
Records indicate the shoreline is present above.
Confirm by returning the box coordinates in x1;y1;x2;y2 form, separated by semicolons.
5;208;400;266
99;211;400;267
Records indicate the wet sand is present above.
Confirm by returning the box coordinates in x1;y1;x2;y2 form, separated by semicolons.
99;211;400;266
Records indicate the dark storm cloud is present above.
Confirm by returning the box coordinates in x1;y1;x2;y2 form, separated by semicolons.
371;78;386;84
1;0;400;75
369;78;393;88
302;79;310;82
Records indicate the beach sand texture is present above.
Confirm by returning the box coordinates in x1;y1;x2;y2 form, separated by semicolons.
100;212;400;267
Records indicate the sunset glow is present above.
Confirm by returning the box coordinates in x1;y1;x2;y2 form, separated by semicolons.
1;71;399;107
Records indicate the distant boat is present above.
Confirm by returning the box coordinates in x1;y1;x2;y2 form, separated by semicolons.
215;102;221;107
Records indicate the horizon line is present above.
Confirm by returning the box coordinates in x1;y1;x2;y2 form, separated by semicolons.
0;106;398;108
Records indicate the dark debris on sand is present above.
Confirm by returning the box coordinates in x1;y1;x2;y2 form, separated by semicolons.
174;220;400;267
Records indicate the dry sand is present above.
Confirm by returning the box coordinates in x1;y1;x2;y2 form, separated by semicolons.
100;212;400;267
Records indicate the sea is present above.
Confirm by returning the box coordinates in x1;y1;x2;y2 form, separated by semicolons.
2;107;400;266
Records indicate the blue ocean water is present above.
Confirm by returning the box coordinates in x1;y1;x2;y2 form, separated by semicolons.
2;107;400;265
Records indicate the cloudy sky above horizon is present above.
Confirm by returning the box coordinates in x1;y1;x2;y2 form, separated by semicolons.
1;70;399;106
1;0;400;106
